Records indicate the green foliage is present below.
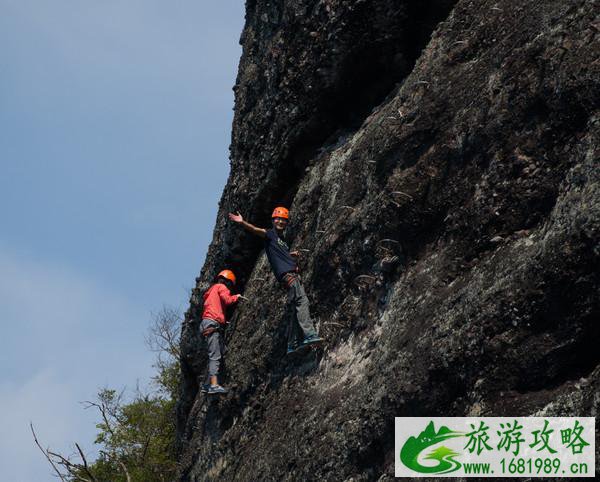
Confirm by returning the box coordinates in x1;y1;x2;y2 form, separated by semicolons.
67;307;182;482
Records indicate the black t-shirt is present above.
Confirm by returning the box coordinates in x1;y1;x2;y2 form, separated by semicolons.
264;229;297;281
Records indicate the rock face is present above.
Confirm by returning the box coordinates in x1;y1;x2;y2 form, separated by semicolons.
177;0;599;480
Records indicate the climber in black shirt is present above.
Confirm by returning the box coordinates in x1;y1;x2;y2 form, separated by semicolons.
228;207;322;354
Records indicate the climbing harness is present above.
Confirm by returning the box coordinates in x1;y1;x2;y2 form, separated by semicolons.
281;271;300;289
201;325;220;338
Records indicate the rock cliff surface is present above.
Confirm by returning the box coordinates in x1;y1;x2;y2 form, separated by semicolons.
177;0;600;480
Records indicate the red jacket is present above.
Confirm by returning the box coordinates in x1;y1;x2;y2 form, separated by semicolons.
202;283;239;325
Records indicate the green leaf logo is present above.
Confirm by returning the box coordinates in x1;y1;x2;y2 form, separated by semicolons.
400;421;464;474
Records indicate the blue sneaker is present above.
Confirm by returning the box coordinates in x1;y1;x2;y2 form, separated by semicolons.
302;334;323;347
288;340;315;356
207;384;228;395
287;343;300;355
200;384;210;393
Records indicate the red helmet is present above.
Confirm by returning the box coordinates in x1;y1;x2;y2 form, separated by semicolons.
217;269;236;285
272;206;290;219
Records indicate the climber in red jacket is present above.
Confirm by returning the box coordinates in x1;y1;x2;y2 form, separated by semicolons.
228;207;323;356
200;269;241;395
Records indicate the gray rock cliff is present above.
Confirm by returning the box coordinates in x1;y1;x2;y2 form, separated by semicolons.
177;0;600;480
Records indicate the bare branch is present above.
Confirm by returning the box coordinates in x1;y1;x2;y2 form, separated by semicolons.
30;423;67;482
49;454;93;482
83;391;121;439
47;450;74;467
100;405;116;439
119;461;132;482
76;443;97;482
146;305;181;359
141;436;151;464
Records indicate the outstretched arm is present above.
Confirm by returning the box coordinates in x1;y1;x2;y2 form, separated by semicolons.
228;212;267;238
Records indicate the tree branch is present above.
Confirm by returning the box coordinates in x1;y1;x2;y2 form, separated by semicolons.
146;305;181;359
119;461;132;482
76;443;97;482
30;422;67;482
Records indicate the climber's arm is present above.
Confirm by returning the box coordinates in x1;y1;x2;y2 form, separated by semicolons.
218;284;241;306
228;212;267;238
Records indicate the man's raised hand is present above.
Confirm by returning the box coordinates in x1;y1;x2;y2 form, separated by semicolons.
228;212;243;223
229;212;267;238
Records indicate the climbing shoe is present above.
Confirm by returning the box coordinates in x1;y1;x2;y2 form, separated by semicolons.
287;344;312;358
207;384;228;395
286;341;303;355
200;384;210;393
301;334;323;347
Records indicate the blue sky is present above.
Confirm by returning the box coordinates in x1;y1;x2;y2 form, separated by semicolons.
0;1;244;479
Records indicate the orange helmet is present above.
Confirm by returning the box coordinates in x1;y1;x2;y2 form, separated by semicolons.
272;206;289;219
217;269;236;285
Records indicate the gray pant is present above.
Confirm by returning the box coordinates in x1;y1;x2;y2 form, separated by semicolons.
286;278;317;347
200;319;224;383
